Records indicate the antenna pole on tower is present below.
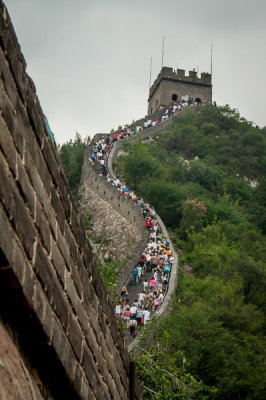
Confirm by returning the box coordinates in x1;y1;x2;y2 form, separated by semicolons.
149;57;152;91
161;36;164;69
211;44;213;77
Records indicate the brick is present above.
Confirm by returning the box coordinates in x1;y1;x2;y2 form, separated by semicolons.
42;302;54;341
26;137;52;194
73;365;83;397
0;203;14;264
68;257;83;300
80;373;96;400
35;200;51;254
50;184;66;234
58;180;72;223
33;282;47;322
81;344;103;396
67;312;83;361
22;259;35;303
51;317;64;358
64;346;77;383
16;153;36;218
56;224;71;269
0;149;36;260
25;158;49;209
11;239;26;285
81;247;93;276
50;237;66;285
34;243;69;330
0;115;17;176
64;271;80;315
25;80;46;147
41;137;62;187
64;221;78;264
0;47;22;109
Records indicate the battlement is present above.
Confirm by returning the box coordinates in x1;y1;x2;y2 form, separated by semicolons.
149;66;212;99
148;66;212;115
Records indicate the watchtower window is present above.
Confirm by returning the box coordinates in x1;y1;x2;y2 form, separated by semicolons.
195;97;202;104
172;94;178;101
156;99;158;106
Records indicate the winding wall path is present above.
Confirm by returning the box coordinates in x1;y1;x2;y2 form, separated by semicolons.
83;114;181;351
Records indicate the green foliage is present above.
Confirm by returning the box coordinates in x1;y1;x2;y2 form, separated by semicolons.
122;137;164;190
119;105;266;399
98;260;125;303
59;132;86;195
81;212;93;231
134;347;212;400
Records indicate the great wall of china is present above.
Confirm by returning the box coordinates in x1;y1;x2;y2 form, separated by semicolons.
0;1;180;398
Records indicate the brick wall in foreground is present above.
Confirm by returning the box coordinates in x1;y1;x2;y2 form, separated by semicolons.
0;1;141;399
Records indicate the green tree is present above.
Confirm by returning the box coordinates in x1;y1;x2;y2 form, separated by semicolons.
59;132;86;195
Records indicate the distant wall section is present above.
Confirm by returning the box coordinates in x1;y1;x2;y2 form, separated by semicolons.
80;155;149;289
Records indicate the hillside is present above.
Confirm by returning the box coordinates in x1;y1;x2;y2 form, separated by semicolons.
116;105;266;399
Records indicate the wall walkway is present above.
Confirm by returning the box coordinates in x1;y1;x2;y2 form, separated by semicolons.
84;110;181;352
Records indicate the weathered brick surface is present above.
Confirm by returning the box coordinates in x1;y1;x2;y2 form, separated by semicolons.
0;319;44;400
0;1;142;399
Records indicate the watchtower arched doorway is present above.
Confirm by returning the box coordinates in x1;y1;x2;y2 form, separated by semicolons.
172;93;178;101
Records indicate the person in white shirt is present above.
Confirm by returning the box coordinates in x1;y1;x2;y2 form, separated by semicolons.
138;292;146;306
130;305;137;319
143;308;150;324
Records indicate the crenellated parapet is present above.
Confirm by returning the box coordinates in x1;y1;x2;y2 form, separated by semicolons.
148;66;212;115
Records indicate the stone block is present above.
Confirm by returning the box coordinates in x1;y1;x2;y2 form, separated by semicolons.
50;237;66;285
50;184;66;234
56;224;71;269
64;270;80;316
80;372;96;400
22;259;35;303
67;312;83;361
15;154;36;218
41;137;62;188
0;203;15;265
0;115;17;176
34;243;69;330
35;200;51;254
33;282;47;322
64;221;78;262
25;137;52;195
68;257;83;300
0;149;36;260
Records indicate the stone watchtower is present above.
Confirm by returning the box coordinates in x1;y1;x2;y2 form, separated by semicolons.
148;67;212;115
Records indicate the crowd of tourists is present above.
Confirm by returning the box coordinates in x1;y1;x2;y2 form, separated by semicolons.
88;103;179;339
115;226;174;338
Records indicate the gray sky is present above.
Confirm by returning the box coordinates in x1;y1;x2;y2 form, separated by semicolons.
4;0;266;143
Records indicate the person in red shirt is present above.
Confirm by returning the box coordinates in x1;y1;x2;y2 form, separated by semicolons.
145;217;152;231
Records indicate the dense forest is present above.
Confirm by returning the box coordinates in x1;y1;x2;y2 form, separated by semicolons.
117;106;266;399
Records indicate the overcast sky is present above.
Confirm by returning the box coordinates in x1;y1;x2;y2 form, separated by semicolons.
4;0;266;143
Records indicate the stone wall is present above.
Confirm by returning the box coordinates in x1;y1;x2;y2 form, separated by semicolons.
80;154;149;290
0;2;141;399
